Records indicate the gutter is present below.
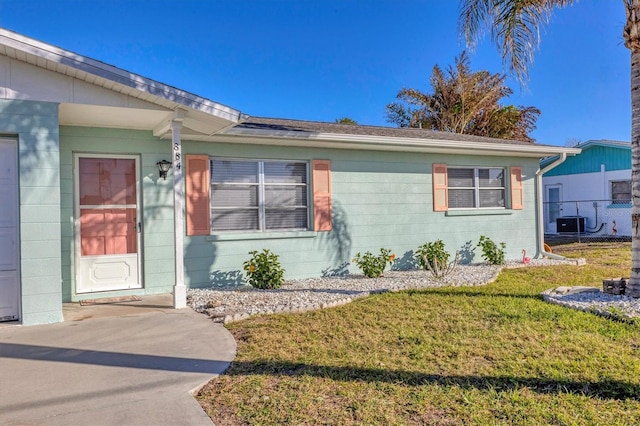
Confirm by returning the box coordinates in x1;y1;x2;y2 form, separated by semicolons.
219;130;581;158
536;152;568;259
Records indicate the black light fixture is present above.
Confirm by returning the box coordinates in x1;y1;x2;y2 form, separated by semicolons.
156;160;172;180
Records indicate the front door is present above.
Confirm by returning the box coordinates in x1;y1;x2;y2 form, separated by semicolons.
75;155;142;293
0;139;19;321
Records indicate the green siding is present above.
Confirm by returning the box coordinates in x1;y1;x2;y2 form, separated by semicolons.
0;99;63;325
182;141;540;288
545;145;630;176
58;127;541;295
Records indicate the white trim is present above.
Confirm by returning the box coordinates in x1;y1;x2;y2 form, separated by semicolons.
210;157;310;232
171;118;186;309
214;131;581;158
0;138;20;322
447;166;506;210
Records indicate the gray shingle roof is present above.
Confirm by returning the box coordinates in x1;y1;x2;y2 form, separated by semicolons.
232;116;537;146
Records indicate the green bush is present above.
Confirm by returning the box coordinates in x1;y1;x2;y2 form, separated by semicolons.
477;235;506;265
415;240;458;278
243;249;285;289
415;240;450;271
352;248;396;278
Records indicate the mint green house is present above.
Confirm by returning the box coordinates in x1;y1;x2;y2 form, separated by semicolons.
0;28;579;326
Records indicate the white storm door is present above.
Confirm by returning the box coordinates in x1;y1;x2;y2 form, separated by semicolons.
75;155;142;294
546;185;562;233
0;139;19;321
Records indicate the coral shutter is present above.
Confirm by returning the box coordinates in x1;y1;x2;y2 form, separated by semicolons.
432;163;448;212
510;166;524;210
185;155;211;236
312;160;332;231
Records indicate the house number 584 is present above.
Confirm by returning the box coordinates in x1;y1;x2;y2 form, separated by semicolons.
173;143;182;170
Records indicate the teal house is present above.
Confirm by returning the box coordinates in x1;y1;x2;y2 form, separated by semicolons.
0;28;579;326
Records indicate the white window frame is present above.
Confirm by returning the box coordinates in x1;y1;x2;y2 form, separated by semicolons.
447;166;506;210
210;158;310;232
611;180;631;204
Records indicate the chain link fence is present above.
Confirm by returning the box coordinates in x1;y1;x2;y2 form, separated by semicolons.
543;199;632;244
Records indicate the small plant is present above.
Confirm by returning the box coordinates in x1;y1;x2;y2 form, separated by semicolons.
416;240;449;270
243;249;285;289
352;248;396;278
477;235;506;265
415;240;458;279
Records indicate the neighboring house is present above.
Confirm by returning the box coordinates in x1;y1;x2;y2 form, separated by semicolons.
0;28;579;326
541;140;631;236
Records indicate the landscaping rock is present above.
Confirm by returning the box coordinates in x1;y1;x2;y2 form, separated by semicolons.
189;258;585;323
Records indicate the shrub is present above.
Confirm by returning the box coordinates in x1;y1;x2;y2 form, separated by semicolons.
353;248;396;278
415;240;458;278
477;235;506;265
352;248;396;278
243;249;285;289
415;240;449;271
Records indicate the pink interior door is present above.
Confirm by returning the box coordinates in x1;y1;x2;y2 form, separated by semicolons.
76;156;142;293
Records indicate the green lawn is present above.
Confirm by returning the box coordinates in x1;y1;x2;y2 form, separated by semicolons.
197;243;640;425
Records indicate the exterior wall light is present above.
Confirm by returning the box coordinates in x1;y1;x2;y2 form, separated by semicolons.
156;160;172;180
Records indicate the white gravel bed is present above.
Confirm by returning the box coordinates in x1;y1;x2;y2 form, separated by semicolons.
542;287;640;321
188;258;592;324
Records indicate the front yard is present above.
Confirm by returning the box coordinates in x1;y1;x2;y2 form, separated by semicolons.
197;243;640;425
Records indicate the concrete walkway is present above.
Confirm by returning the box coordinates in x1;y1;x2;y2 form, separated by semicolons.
0;296;236;425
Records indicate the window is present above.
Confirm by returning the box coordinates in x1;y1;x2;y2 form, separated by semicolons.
210;159;309;231
611;180;631;204
447;167;505;209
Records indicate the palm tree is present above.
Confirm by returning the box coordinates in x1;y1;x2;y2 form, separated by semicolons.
335;117;358;125
458;0;640;297
386;52;540;142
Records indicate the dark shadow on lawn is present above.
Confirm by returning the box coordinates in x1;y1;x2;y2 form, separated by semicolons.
225;360;639;401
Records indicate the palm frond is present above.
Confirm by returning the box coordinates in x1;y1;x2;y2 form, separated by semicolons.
386;51;540;140
459;0;577;84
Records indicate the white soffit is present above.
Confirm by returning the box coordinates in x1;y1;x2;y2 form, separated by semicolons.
59;104;170;130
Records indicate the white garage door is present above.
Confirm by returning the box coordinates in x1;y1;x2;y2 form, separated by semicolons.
0;138;19;322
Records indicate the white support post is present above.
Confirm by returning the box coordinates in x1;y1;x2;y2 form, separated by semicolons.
171;112;187;308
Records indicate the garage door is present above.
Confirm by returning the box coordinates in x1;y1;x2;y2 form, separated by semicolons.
0;138;19;322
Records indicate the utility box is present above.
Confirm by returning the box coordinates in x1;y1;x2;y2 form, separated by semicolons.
603;278;626;295
556;216;585;233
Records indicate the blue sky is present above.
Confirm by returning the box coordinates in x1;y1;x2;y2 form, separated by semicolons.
0;0;629;146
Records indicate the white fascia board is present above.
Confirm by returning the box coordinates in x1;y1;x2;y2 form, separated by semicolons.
0;28;243;123
213;130;582;158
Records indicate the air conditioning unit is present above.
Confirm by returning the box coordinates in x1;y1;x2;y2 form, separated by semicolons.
556;216;585;233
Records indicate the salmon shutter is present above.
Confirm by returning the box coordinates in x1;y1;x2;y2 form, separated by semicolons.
185;155;211;236
510;166;524;210
312;160;332;231
432;163;448;212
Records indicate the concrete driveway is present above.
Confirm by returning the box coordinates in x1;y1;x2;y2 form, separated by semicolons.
0;299;236;425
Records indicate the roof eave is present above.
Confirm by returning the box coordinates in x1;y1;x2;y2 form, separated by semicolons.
215;129;582;157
